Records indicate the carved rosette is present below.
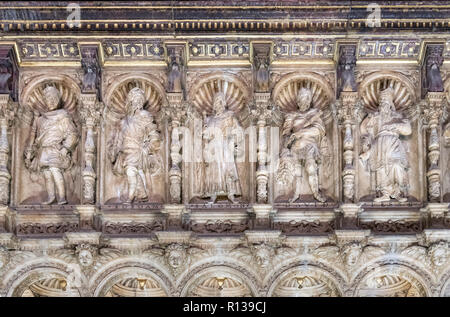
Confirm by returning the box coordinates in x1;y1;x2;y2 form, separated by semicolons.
0;94;15;205
422;92;447;201
80;94;103;204
334;92;362;202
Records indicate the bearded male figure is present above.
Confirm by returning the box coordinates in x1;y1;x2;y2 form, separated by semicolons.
360;87;412;202
108;87;161;204
24;86;79;205
279;87;329;203
202;92;243;204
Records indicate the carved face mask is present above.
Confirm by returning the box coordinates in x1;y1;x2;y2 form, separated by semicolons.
78;250;94;267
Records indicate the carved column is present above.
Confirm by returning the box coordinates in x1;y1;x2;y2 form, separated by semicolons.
421;43;446;201
252;42;272;203
253;93;272;203
166;93;185;204
79;45;102;207
164;42;186;204
336;44;360;203
423;92;447;201
80;94;102;204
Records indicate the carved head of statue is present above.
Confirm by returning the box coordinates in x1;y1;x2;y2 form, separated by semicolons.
43;86;61;111
252;243;275;268
126;87;146;115
75;244;96;267
212;92;227;115
296;87;313;112
165;243;187;269
342;243;362;266
379;87;395;115
428;241;448;267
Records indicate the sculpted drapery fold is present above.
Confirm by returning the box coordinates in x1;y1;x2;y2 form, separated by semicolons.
24;86;79;205
277;87;330;203
108;87;162;204
201;92;243;204
359;87;412;202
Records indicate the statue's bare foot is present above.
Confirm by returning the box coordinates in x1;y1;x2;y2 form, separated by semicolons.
208;195;217;204
396;197;408;203
42;196;56;205
374;195;390;202
57;198;67;205
314;193;327;203
228;194;238;204
289;195;300;203
124;198;133;205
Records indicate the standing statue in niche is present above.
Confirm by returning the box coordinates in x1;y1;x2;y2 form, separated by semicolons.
278;87;329;203
24;86;79;205
360;87;412;202
108;87;162;204
202;92;243;204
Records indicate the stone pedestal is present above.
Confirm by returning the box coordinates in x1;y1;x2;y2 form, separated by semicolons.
335;203;362;229
250;204;274;229
421;203;449;229
75;205;98;231
162;204;187;229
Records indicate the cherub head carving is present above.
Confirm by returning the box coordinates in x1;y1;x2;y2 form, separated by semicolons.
342;242;363;266
43;86;61;111
252;243;275;268
165;243;187;269
75;244;96;267
296;87;313;112
126;87;146;115
428;241;448;267
212;92;227;115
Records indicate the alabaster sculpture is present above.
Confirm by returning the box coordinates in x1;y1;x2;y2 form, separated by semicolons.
277;87;330;202
201;92;244;204
360;87;412;202
108;87;162;204
23;86;79;205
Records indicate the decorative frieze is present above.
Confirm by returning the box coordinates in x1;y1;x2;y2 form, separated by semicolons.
102;41;165;60
18;41;80;60
189;41;249;59
358;39;421;59
273;39;335;59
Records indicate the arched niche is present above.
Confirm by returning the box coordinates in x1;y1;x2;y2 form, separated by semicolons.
359;71;417;115
267;265;343;297
184;72;253;204
92;260;174;297
271;72;338;203
13;74;82;206
356;71;422;202
100;74;167;205
94;267;170;297
103;73;166;120
352;264;430;297
180;265;257;297
6;265;86;297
